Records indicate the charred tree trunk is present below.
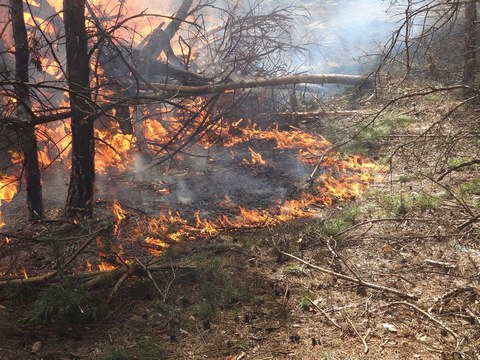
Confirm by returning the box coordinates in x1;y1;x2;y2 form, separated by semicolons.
10;0;43;220
64;0;95;218
463;2;477;92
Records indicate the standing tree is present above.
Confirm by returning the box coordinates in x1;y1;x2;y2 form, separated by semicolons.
10;0;43;220
463;1;477;91
64;0;95;218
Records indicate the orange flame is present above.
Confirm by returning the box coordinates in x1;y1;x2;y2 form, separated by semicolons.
0;175;18;228
19;265;28;279
112;200;127;236
98;262;116;271
242;147;266;166
85;259;93;272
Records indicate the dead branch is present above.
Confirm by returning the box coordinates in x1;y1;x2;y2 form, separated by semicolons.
280;251;417;300
0;262;195;288
134;257;164;298
437;158;480;181
458;213;480;230
48;223;111;278
304;296;341;329
108;263;136;299
384;301;459;350
347;318;370;354
262;110;360;117
149;74;370;95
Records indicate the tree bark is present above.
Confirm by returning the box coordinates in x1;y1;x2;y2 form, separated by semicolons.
10;0;44;220
463;2;477;91
64;0;95;218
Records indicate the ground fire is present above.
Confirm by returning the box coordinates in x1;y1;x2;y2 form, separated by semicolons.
0;0;378;276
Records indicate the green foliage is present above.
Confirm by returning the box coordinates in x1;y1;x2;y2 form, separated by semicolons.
42;235;66;265
162;245;176;261
318;206;360;235
23;279;106;324
154;301;178;318
424;93;441;102
446;156;473;170
301;296;311;311
457;178;480;209
234;339;251;351
379;191;442;215
184;259;250;321
346;111;415;154
104;351;133;360
398;174;417;183
4;283;34;303
379;193;412;216
458;178;480;197
415;192;441;211
104;337;164;360
283;264;306;276
195;300;217;320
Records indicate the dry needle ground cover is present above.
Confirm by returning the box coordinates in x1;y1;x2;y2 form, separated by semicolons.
0;78;479;360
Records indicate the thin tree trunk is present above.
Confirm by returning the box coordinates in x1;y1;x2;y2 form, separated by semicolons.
10;0;43;220
64;0;95;218
463;2;477;91
164;0;193;41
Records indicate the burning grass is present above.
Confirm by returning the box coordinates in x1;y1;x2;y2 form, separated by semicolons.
0;114;380;275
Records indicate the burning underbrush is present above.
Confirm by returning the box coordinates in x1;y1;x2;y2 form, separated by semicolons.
0;114;379;278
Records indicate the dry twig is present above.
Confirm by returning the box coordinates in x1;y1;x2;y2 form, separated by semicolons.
385;301;459;350
280;251;417;300
134;257;165;299
304;296;341;329
347;318;370;354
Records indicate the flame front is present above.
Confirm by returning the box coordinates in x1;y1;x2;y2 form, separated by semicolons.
0;175;18;228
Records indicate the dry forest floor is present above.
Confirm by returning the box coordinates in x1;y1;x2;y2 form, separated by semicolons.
0;77;479;359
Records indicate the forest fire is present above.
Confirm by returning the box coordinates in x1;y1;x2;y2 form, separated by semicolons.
0;113;379;268
0;0;380;275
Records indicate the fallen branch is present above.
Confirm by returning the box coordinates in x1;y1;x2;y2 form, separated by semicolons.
437;159;480;181
262;110;361;117
48;223;113;278
108;263;136;300
458;213;480;230
347;318;370;354
280;251;417;300
134;257;165;298
149;74;370;96
305;296;341;329
0;262;194;288
384;301;459;350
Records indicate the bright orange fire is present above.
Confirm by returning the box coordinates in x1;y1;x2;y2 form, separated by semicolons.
0;175;18;228
112;200;127;236
7;0;380;272
19;265;28;279
243;147;266;166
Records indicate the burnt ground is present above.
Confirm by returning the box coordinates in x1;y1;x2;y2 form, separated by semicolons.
0;77;480;360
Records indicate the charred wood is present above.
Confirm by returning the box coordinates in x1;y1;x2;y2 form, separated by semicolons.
140;0;193;68
11;0;44;220
64;0;95;218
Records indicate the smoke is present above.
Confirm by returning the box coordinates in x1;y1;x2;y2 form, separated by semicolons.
198;0;405;75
